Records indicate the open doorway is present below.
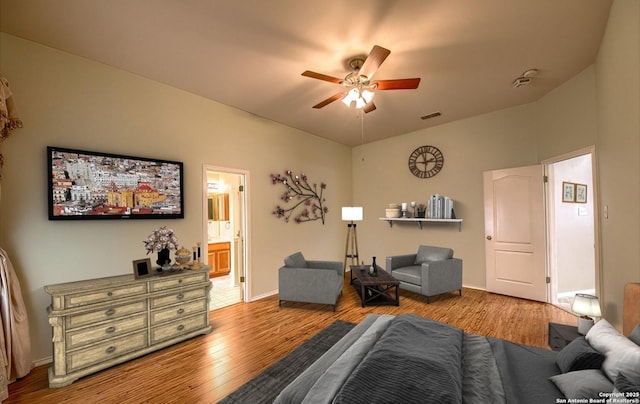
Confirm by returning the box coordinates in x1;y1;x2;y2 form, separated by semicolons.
203;165;249;309
544;147;599;311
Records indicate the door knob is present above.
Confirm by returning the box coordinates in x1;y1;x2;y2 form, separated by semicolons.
486;236;492;240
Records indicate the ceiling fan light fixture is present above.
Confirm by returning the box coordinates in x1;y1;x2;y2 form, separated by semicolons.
342;88;360;107
342;88;374;109
303;45;418;113
361;89;374;103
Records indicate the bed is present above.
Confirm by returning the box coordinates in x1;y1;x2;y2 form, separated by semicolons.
274;285;640;404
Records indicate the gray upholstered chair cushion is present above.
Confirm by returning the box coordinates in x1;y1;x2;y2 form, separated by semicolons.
391;265;422;286
284;252;307;268
414;245;454;264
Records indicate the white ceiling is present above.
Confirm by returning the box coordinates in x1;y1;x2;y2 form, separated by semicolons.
0;0;612;146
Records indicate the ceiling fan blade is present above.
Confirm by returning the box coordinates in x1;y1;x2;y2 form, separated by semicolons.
363;102;377;113
312;93;344;109
302;70;343;84
374;78;421;90
359;45;391;79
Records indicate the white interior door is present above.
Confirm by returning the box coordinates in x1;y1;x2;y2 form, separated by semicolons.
544;148;598;310
483;165;547;302
203;165;249;308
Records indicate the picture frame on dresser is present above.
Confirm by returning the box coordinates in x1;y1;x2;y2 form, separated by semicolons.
132;258;152;279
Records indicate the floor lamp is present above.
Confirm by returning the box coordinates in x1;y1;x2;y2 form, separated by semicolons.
342;207;363;274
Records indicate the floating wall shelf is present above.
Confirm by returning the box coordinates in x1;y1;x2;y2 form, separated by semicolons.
379;217;463;231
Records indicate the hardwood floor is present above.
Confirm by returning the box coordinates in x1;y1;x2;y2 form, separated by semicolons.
7;279;576;403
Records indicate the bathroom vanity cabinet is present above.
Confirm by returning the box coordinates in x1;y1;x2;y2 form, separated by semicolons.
207;241;230;278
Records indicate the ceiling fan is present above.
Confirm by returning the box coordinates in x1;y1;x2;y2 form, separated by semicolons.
302;45;421;113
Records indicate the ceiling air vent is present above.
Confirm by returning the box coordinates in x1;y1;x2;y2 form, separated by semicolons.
512;76;532;88
512;68;538;88
421;111;442;120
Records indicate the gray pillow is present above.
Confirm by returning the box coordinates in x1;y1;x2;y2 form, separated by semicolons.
614;372;640;394
556;336;605;373
629;324;640;346
549;369;613;399
414;245;453;264
284;252;307;268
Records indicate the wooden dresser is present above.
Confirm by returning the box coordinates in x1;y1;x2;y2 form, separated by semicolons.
44;266;212;388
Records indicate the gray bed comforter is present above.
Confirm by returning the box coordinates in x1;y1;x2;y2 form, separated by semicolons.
274;313;562;404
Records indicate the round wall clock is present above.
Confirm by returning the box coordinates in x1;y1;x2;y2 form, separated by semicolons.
408;145;444;178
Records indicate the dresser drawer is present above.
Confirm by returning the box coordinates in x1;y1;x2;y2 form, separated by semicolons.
65;284;148;308
66;314;148;350
149;272;207;292
67;330;148;373
150;288;207;309
150;298;208;326
150;313;208;344
65;300;147;330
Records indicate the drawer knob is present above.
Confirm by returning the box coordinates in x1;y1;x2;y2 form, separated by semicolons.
177;324;185;331
177;293;184;300
105;308;116;316
107;292;113;297
177;308;185;315
106;346;116;354
178;279;183;284
106;326;116;334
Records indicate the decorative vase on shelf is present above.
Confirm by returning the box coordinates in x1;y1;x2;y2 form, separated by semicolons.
156;248;170;269
369;256;377;276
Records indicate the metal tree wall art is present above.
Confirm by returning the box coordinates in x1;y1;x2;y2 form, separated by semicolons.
270;170;328;224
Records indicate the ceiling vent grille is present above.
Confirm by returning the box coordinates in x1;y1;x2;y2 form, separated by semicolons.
421;111;442;120
512;76;532;88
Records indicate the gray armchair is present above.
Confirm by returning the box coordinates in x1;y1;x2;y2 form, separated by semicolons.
278;252;344;311
386;245;462;303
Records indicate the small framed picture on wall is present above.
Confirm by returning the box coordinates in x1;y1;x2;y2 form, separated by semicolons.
562;182;575;203
575;184;587;203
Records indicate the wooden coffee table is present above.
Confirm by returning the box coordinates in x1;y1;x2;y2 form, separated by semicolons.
350;265;400;307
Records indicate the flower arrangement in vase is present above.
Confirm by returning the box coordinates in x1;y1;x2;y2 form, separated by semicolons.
143;226;178;269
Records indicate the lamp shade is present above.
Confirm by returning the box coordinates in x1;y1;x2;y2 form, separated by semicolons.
571;294;601;317
342;207;363;221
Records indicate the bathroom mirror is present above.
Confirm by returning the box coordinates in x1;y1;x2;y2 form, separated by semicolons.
208;193;229;221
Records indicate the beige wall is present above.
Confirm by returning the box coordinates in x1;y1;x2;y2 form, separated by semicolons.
351;104;538;289
535;65;599;160
594;0;640;325
0;33;352;362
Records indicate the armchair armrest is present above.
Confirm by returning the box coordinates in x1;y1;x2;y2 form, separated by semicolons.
385;254;417;271
420;258;463;296
306;260;344;277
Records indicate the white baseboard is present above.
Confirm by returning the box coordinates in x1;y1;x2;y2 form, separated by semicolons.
239;283;486;303
462;283;486;291
248;289;278;302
